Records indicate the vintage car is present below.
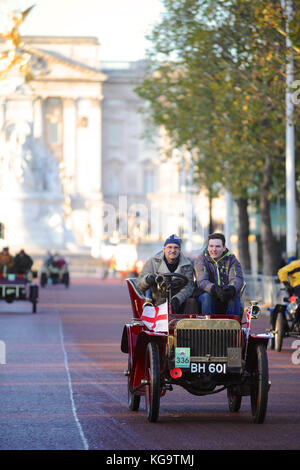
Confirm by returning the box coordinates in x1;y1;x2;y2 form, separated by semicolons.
0;271;39;313
121;273;273;423
269;283;300;352
40;255;69;288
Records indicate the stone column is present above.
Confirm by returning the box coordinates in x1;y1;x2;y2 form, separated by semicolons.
76;97;103;256
33;97;43;138
87;98;102;193
62;98;77;193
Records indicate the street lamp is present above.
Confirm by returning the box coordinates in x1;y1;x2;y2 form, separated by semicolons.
282;0;296;257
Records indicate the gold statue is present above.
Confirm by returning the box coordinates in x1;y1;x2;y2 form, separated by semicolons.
0;4;35;81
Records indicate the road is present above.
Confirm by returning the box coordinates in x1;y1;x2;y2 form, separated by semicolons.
0;277;300;452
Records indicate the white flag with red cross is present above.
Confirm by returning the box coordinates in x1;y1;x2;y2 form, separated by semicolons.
141;302;168;333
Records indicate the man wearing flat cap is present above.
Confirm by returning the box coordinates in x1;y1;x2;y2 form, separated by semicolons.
136;234;195;314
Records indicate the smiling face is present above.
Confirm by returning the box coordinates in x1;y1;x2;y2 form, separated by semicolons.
163;243;181;264
207;238;226;260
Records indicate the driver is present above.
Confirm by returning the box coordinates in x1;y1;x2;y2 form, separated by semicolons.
136;234;194;314
277;256;300;297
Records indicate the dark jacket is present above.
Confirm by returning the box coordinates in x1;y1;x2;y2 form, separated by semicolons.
13;253;33;274
136;250;194;306
194;248;244;295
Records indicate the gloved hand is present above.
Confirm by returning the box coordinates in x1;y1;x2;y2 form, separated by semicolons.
222;285;236;300
211;285;224;301
283;282;294;295
145;273;157;286
171;297;180;314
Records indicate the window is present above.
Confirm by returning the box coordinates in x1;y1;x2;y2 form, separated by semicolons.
106;171;120;195
44;98;63;160
143;169;155;193
108;123;122;147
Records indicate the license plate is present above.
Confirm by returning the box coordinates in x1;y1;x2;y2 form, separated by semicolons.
190;362;227;374
6;288;15;295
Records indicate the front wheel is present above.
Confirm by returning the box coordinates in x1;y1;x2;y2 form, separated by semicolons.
127;357;140;411
40;273;47;287
274;312;285;352
145;342;161;422
250;344;269;424
63;272;70;288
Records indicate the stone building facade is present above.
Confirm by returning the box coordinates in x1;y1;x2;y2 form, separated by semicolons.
0;35;218;256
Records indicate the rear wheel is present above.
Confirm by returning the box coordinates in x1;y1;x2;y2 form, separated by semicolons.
227;387;242;412
145;342;161;422
275;312;285;352
250;344;269;423
30;285;39;314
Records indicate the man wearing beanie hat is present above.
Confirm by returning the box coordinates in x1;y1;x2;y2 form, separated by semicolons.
136;234;194;314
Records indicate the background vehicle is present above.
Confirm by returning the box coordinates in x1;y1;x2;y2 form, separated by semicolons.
0;270;39;313
121;274;273;423
40;255;69;288
269;284;300;352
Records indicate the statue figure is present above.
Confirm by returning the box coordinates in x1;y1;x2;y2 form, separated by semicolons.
1;119;62;194
0;4;35;81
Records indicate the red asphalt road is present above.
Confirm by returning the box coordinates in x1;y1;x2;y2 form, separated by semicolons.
0;277;300;451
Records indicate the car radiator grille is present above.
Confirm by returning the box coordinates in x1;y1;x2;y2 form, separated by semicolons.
175;319;241;359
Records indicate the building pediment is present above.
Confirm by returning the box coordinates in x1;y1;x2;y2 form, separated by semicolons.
24;45;107;83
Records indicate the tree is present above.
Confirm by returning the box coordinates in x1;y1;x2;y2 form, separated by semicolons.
136;0;300;274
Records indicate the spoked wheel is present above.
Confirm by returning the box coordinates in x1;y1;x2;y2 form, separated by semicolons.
227;387;242;412
127;357;140;411
274;312;285;352
63;272;70;288
250;344;269;423
145;342;161;422
40;273;47;287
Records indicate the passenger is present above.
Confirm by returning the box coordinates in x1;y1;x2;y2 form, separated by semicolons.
13;249;33;275
277;256;300;297
52;253;66;268
136;234;195;314
0;247;13;273
194;232;244;316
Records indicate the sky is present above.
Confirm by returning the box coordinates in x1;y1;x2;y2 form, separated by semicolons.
1;0;165;61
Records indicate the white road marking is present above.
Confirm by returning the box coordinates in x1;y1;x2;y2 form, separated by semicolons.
58;321;89;450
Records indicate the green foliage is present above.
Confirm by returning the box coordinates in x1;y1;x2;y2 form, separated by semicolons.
135;0;300;202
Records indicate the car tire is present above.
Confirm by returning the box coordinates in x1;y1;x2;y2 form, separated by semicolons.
227;387;242;412
41;273;47;287
127;358;140;411
145;342;160;422
275;312;285;352
63;272;70;288
250;344;269;424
